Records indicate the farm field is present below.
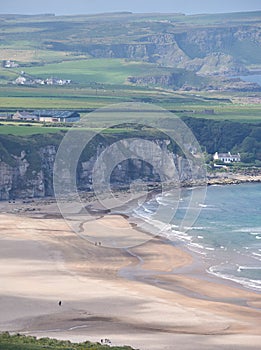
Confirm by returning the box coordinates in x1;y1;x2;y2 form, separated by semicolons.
23;59;169;84
0;11;260;131
0;83;260;124
0;124;67;136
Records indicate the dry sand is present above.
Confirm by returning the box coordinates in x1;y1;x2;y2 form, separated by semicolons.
0;199;260;350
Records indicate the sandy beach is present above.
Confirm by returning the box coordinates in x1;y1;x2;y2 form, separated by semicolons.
0;199;260;350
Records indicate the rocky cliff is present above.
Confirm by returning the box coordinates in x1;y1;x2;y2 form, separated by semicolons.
128;70;261;92
0;135;202;200
47;25;261;76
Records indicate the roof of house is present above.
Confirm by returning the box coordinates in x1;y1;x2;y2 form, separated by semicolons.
15;111;37;118
33;110;79;118
215;152;240;158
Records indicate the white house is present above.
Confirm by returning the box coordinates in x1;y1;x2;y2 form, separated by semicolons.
213;152;241;164
4;60;19;68
15;76;27;85
12;111;39;121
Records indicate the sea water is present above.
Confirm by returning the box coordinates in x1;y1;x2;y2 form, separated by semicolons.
133;183;261;291
239;74;261;86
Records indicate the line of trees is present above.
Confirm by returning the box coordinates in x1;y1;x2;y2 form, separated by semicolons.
182;117;261;165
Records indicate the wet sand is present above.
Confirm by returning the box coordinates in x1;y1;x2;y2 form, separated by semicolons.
0;199;260;349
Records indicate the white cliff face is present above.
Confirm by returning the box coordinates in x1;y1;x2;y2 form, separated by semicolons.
0;140;203;200
0;149;47;200
11;151;30;176
18;158;30;176
79;139;201;191
0;162;13;200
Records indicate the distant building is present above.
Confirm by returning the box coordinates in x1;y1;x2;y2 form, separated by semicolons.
3;60;19;68
12;110;80;123
213;152;241;164
15;76;27;85
34;110;80;123
12;111;38;121
13;76;71;86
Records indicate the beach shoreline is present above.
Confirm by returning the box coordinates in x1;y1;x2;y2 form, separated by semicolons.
0;193;260;349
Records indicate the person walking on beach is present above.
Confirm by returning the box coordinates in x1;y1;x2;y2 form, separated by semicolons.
58;300;62;306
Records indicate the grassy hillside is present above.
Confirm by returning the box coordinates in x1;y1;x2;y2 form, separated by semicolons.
1;11;260;72
0;333;134;350
23;59;170;84
0;11;260;124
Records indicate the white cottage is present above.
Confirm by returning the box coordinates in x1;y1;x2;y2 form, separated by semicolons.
213;152;241;163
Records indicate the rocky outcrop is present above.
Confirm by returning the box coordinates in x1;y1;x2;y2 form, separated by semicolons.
177;52;248;76
127;70;261;92
174;26;261;60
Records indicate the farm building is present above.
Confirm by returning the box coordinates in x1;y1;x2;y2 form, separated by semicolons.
12;110;80;123
12;111;38;121
213;152;241;163
35;110;80;123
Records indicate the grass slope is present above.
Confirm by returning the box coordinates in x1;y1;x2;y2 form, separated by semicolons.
0;333;134;350
23;59;167;84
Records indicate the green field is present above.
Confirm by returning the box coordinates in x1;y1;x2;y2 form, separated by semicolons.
0;124;67;136
0;11;260;126
23;59;167;84
1;86;260;125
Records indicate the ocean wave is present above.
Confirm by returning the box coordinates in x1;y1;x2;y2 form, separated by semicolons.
133;210;173;234
163;192;175;197
237;265;261;272
155;198;169;207
155;196;182;207
198;203;208;208
133;206;199;245
187;242;207;255
170;229;193;242
208;265;261;291
189;242;205;249
253;252;261;261
185;226;210;231
233;227;261;234
142;206;154;214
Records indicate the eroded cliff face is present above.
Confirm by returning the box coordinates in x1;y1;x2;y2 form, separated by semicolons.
0;139;201;200
0;150;46;200
54;26;260;75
